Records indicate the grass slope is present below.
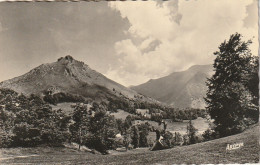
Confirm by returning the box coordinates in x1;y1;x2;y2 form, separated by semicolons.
1;124;259;164
50;102;76;114
110;110;135;120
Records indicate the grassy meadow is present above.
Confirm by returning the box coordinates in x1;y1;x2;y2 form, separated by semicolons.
1;124;258;164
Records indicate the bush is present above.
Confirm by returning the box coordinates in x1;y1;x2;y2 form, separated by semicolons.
202;128;220;141
195;134;204;143
173;132;183;146
162;131;174;148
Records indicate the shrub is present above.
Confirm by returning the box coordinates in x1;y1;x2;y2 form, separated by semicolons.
173;132;183;146
162;131;174;148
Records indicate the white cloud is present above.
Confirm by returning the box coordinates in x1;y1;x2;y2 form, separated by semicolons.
107;0;258;86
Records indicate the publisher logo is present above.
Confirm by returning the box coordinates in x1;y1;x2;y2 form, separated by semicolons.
226;142;244;151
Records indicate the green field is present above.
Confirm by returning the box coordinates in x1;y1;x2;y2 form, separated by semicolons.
110;110;135;120
1;124;258;164
110;109;209;133
51;102;76;114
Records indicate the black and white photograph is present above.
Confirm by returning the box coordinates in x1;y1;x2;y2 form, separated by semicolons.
0;0;259;164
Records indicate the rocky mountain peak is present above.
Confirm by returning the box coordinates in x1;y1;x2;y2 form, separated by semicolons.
57;55;74;63
0;56;146;102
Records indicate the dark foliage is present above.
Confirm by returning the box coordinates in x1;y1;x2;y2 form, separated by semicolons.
84;107;118;153
162;131;175;148
43;92;85;105
205;33;259;137
137;123;150;147
202;128;217;141
69;104;91;150
187;120;198;144
0;88;70;148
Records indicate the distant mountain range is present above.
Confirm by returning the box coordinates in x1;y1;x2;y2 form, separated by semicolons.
0;55;213;109
131;65;214;109
0;55;156;104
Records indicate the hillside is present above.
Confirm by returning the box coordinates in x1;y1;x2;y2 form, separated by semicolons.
131;65;214;108
0;55;156;104
1;124;258;164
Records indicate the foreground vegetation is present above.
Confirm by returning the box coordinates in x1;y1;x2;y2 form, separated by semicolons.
0;87;208;153
1;124;258;164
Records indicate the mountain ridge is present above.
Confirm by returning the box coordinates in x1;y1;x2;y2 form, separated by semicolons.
131;64;214;108
0;55;158;104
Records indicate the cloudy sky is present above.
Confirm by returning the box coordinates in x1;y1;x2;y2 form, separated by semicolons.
0;0;258;86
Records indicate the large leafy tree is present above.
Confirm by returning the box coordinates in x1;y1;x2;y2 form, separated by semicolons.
86;108;118;153
205;33;259;137
70;103;91;150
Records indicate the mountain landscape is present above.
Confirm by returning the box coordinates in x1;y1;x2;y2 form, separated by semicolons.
131;65;214;109
0;55;214;109
0;55;157;104
0;1;258;164
0;49;258;165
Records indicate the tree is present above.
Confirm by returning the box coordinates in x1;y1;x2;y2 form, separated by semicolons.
138;123;150;147
205;33;259;137
186;120;198;144
70;103;90;150
116;119;124;134
86;107;118;153
120;115;133;151
38;108;71;145
131;125;140;148
124;115;133;129
123;128;131;151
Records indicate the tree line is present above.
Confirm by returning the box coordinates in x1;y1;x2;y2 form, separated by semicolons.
0;87;210;153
